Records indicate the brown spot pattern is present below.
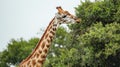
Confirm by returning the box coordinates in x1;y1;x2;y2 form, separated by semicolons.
32;59;36;65
43;49;48;53
41;41;45;49
41;54;46;58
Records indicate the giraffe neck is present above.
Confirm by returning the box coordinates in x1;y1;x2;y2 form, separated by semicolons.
19;17;59;67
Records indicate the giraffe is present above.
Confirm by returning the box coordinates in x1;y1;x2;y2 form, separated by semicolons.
19;6;80;67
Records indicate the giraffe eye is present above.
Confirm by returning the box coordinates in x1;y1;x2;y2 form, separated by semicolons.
62;15;67;18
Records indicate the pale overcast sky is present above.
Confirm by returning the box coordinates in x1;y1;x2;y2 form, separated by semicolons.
0;0;94;51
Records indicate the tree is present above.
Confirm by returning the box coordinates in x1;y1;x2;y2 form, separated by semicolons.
78;22;120;66
0;38;39;67
72;0;120;66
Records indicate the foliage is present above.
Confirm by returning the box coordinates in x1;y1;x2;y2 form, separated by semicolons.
0;38;39;67
78;22;120;66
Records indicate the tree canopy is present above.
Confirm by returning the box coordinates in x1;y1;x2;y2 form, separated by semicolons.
0;0;120;67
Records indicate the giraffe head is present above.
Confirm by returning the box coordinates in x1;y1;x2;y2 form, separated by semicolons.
55;6;80;24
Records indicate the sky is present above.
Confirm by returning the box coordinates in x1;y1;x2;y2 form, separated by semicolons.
0;0;94;51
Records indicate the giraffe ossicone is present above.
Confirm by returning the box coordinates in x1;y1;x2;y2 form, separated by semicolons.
19;6;80;67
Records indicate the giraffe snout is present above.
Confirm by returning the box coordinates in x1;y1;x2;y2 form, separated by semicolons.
75;18;81;23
